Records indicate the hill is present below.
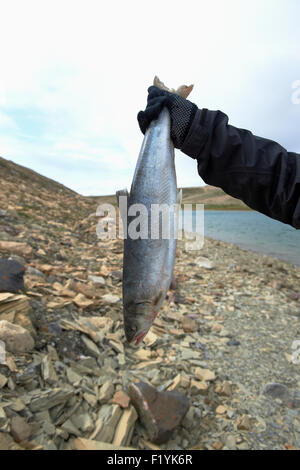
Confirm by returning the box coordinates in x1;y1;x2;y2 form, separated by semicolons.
0;156;95;227
89;185;250;210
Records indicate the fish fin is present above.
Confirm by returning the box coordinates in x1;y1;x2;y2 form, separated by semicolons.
153;76;193;98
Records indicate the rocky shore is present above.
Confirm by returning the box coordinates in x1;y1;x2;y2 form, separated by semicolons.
0;157;299;450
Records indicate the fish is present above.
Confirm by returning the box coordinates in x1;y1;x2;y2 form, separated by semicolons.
117;76;193;346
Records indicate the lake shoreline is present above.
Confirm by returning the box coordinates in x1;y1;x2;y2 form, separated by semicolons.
181;206;252;211
181;210;299;268
204;234;300;267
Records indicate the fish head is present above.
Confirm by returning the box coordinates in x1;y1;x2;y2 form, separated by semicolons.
123;301;157;346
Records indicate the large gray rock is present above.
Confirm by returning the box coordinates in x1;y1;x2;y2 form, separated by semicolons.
129;381;189;444
0;259;25;293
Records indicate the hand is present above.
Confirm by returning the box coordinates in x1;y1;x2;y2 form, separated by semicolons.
137;86;198;149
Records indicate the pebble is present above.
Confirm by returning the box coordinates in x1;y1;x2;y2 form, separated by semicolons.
261;383;290;402
26;266;45;278
195;368;216;382
212;440;224;450
225;435;236;450
10;415;32;442
99;381;115;403
181;317;198;333
237;414;251;430
0;373;8;389
71;413;94;433
88;275;105;286
226;338;240;346
101;294;120;304
190;380;208;395
80;336;101;358
112;390;131;408
196;257;215;269
216;405;227;415
41;355;58;384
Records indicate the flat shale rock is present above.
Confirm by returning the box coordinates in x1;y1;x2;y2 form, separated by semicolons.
41;355;58;384
0;293;30;319
99;380;114;403
0;241;32;258
0;431;24;450
74;438;137;451
113;405;138;446
129;381;189;444
29;388;73;412
90;404;122;442
73;293;94;308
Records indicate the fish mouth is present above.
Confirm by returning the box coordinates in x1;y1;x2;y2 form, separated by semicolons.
131;329;148;347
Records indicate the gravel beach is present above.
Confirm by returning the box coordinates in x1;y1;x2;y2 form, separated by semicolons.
0;157;299;450
0;229;299;450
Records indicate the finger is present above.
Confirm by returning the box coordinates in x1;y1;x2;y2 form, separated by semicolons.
147;86;169;101
146;95;168;110
137;98;166;133
137;111;149;134
145;99;167;121
147;85;166;95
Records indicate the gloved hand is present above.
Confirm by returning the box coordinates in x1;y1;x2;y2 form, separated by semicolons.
137;86;198;149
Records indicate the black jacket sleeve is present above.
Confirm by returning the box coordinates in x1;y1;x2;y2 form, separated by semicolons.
181;109;300;229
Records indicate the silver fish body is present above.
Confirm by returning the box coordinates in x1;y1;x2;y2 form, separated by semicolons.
122;107;180;345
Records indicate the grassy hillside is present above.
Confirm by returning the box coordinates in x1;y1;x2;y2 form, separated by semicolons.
0;156;249;211
90;185;250;210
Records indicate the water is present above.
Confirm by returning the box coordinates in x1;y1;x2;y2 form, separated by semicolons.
180;210;300;266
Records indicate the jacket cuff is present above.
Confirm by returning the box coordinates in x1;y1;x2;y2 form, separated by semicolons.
180;109;209;159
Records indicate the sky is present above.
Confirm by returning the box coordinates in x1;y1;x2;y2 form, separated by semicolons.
0;0;299;196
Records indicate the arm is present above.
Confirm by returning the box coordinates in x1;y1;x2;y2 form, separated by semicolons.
138;86;300;229
181;109;300;228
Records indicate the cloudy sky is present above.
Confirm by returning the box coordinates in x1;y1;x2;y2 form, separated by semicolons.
0;0;299;195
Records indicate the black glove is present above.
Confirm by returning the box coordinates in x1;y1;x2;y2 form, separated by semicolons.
137;86;198;149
